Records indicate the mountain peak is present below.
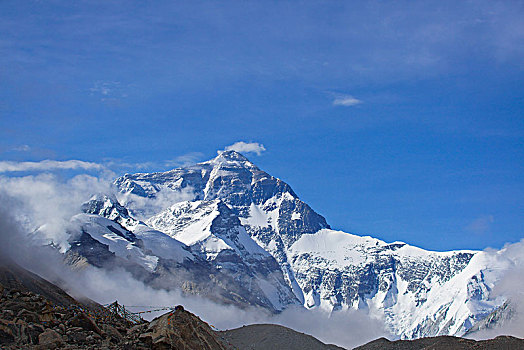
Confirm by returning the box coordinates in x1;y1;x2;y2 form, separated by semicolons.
214;150;250;162
204;150;259;171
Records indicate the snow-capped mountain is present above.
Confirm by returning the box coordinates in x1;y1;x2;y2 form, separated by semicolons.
63;150;516;338
115;150;329;299
77;193;298;311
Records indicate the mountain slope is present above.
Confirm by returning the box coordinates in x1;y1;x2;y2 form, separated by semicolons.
0;259;83;308
287;228;510;338
219;324;344;350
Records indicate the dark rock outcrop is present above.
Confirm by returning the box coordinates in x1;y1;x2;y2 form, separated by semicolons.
130;307;227;350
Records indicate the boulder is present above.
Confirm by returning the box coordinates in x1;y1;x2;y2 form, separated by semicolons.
38;329;63;349
69;312;102;335
140;308;227;350
101;323;124;343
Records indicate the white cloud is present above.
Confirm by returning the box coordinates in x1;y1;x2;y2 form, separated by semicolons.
0;173;114;250
0;159;105;173
332;94;363;107
225;141;266;156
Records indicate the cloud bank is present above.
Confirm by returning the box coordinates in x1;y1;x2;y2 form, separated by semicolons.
225;141;266;155
0;159;104;173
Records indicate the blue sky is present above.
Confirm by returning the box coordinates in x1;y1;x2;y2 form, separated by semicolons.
1;0;523;251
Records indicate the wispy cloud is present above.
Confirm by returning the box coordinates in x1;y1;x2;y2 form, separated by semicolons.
164;152;204;167
103;160;157;171
89;80;129;103
465;215;495;235
0;160;104;173
12;145;31;152
90;81;118;96
104;152;204;173
225;141;266;156
332;94;363;107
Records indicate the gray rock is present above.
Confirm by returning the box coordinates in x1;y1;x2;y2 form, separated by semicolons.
38;329;63;348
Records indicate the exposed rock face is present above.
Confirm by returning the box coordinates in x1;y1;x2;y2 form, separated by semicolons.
286;230;495;338
133;307;227;350
81;193;140;232
38;329;64;349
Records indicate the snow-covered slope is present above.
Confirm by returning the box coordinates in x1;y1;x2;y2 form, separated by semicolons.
74;192;299;311
145;198;299;310
115;150;329;300
288;229;511;338
60;150;519;338
147;199;270;261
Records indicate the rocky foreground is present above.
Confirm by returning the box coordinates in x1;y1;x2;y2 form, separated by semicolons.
0;259;232;349
0;281;231;350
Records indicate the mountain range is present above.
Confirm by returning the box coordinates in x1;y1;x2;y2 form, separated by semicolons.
56;150;518;339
